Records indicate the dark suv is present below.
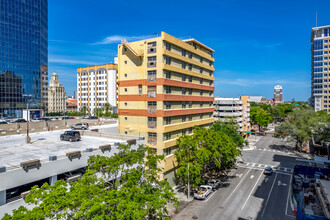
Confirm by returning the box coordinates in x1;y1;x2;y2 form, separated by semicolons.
60;131;81;142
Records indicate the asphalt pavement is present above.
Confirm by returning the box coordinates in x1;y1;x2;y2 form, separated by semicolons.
173;135;298;220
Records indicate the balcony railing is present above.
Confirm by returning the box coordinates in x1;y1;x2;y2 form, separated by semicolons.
148;121;157;129
148;136;157;145
147;75;156;82
148;106;157;113
147;91;157;98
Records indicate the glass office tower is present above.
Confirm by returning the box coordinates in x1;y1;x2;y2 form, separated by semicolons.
0;0;48;118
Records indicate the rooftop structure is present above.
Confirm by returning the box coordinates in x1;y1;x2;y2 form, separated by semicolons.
0;124;144;217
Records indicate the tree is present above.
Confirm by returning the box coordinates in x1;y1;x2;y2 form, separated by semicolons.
250;106;272;131
174;124;243;194
276;109;317;151
3;144;178;219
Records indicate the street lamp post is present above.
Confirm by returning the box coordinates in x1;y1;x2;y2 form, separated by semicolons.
187;162;190;199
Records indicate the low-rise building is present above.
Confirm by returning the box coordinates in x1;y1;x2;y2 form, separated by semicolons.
214;95;251;136
48;72;67;113
77;60;118;115
66;98;78;112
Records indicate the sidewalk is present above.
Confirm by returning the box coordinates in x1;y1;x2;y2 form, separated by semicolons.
167;185;194;218
243;135;263;151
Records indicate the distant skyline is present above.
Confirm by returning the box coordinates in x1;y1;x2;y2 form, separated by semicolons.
48;0;330;101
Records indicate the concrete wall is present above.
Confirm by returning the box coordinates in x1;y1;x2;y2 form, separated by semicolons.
0;119;117;136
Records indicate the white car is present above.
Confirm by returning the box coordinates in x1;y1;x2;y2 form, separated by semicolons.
194;185;212;200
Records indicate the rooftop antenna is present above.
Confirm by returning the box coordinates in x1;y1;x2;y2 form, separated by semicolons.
316;10;318;27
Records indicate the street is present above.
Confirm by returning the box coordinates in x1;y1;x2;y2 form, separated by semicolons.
173;135;298;220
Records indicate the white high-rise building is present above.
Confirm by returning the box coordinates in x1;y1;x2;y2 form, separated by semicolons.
77;60;118;115
311;25;330;112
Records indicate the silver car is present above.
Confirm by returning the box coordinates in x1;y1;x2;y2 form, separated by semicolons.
194;185;212;200
71;123;89;130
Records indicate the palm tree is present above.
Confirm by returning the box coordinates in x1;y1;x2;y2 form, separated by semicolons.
104;102;112;112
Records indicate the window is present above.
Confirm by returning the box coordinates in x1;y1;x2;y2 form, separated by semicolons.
148;70;157;82
188;52;192;59
125;102;127;106
165;117;171;125
182;101;186;109
326;40;329;43
189;89;192;95
188;64;192;71
200;114;203;119
200;91;203;96
165;86;171;94
125;61;127;64
200;57;203;63
182;88;186;95
182;74;186;81
188;115;192;121
148;56;156;61
125;88;127;92
189;101;192;108
165;42;171;51
165;56;171;65
138;84;142;95
125;117;127;120
182;115;186;122
209;81;212;86
182;61;186;69
209;61;213;66
200;103;203;108
182;49;186;57
182;129;186;136
209;91;213;96
200;68;203;74
188;76;192;82
200;78;203;84
164;134;171;142
148;42;156;46
165;71;171;79
165;101;171;109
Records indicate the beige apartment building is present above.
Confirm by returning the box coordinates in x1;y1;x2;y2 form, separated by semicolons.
118;32;215;183
214;95;251;136
48;72;67;113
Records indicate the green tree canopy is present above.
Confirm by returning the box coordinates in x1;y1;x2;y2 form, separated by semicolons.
3;144;178;219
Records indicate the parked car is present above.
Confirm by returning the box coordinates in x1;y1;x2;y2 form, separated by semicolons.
69;116;75;119
60;131;81;142
50;117;59;121
62;116;71;120
41;117;51;121
88;116;98;120
0;121;8;124
71;123;89;130
264;166;273;175
208;179;221;190
194;185;212;200
13;119;27;123
30;118;41;122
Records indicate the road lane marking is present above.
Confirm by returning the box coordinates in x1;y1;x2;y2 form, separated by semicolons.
203;191;216;203
278;180;287;186
286;173;293;216
250;175;254;179
223;169;251;205
261;172;278;216
265;178;268;183
241;171;263;211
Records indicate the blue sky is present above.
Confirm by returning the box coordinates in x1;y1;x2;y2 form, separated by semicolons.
49;0;330;101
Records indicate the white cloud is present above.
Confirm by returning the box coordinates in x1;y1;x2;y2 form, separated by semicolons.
93;35;146;45
215;78;309;87
48;55;101;66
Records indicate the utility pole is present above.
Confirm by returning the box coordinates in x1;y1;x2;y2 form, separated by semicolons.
23;94;32;144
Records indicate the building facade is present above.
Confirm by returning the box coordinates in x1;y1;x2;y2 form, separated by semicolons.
66;98;77;113
118;32;215;182
77;62;118;115
311;25;330;112
274;85;284;105
214;96;251;136
48;72;67;113
0;0;48;118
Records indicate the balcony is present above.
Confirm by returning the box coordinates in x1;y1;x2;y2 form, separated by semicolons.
147;91;157;98
148;121;157;129
147;75;156;82
148;136;157;145
148;106;157;114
